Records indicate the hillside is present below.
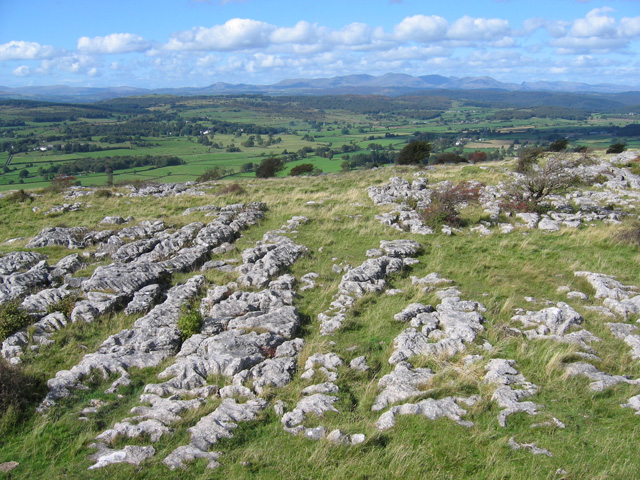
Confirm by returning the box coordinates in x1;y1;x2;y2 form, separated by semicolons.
1;152;640;479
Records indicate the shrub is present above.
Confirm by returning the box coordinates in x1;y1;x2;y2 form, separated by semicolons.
177;305;203;341
5;189;33;203
467;151;487;163
515;146;544;174
607;142;626;154
0;359;43;414
48;174;78;193
396;141;431;165
420;181;483;228
215;183;246;196
0;301;32;342
619;222;640;247
95;189;112;198
502;154;578;213
434;152;466;164
289;163;315;176
548;138;569;152
256;156;285;178
197;167;228;182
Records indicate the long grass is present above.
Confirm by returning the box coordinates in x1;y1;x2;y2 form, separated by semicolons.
1;161;639;479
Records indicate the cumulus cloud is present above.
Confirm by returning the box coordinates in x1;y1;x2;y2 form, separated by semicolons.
393;15;448;41
0;40;57;61
620;16;640;37
165;18;274;51
78;33;151;54
271;21;323;44
549;8;640;53
12;65;31;76
569;7;617;38
448;16;511;40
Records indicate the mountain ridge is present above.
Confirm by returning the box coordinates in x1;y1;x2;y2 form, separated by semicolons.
1;73;638;103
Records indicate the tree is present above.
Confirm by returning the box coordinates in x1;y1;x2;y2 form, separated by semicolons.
396;141;431;165
548;138;569;152
289;163;314;176
502;154;578;212
607;142;626;154
515;146;544;174
468;151;487;163
49;174;77;192
256;155;285;178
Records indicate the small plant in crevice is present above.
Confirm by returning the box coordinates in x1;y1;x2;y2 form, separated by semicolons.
46;294;78;318
177;303;203;341
0;300;33;342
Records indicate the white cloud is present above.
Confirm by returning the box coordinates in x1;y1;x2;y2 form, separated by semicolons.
620;16;640;37
12;65;31;76
165;18;274;51
77;33;151;54
490;36;516;48
0;40;57;61
328;23;376;46
447;16;511;41
393;15;448;42
271;21;322;44
569;7;617;38
196;54;219;67
37;54;101;75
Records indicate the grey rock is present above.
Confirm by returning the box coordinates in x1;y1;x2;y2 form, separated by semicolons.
82;262;169;295
0;251;47;275
349;356;369;371
411;273;453;287
164;398;267;469
40;276;205;410
21;286;73;315
484;359;542;427
564;362;640;391
99;216;126;225
538;217;560;232
389;297;485;365
372;362;434;411
394;303;434;322
508;437;552;457
2;311;67;363
88;444;155;470
0;260;51;305
376;396;478;430
26;227;88;249
301;382;339;395
282;394;340;433
241;356;298;394
574;271;638;301
237;235;307;288
124;284;163;315
227;306;300;339
147;330;283;396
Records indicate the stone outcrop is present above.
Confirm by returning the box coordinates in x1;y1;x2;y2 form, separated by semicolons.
484;359;542;427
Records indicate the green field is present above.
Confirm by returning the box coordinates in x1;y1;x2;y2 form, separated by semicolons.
1;94;639;192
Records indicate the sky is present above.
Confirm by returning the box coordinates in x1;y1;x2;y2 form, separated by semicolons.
1;0;640;89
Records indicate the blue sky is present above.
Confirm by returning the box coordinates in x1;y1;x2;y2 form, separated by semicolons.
1;0;639;88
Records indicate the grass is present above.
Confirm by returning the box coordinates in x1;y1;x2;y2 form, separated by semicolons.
0;159;640;478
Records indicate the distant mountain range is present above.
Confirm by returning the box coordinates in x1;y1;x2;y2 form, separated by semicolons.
1;73;638;103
